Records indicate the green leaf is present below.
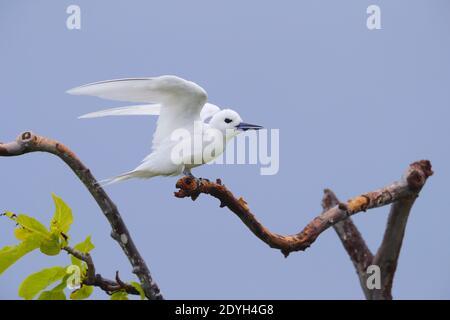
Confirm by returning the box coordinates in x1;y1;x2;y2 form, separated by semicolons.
15;214;50;239
52;276;70;292
130;281;145;300
70;285;93;300
39;232;61;256
50;194;73;235
71;236;95;268
18;266;66;300
74;235;95;253
38;278;68;301
8;213;61;256
39;274;70;300
3;211;16;219
5;211;61;249
2;212;34;241
111;290;129;300
0;237;40;275
14;227;34;241
38;290;66;300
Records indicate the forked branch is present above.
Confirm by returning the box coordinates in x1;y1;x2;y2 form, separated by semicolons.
63;246;140;296
175;161;432;299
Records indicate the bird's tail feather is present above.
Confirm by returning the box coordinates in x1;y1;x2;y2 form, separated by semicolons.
98;171;138;187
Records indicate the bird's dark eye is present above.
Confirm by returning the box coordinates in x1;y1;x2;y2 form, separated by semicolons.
224;118;232;124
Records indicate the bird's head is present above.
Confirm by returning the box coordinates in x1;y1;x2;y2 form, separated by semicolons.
209;109;263;139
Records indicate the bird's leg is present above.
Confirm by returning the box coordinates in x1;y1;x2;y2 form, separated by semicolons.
182;168;195;178
182;168;210;184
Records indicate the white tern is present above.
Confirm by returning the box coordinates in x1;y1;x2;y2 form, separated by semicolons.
67;75;263;185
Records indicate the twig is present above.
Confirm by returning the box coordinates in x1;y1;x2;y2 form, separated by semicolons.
0;132;162;300
174;161;432;259
63;246;139;295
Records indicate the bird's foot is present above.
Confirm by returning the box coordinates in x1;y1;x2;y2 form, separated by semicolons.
174;176;223;201
175;175;202;200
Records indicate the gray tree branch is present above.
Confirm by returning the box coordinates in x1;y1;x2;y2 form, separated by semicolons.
370;196;418;299
321;189;373;299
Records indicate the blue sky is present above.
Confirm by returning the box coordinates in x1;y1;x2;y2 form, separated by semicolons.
0;0;449;299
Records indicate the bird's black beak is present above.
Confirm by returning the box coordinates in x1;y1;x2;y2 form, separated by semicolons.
236;122;264;131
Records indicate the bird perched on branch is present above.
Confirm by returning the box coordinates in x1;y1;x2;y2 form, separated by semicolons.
67;75;262;185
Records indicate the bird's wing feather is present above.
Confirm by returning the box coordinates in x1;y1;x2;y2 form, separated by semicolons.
78;104;161;119
77;103;220;121
67;78;161;103
67;75;208;148
200;103;221;122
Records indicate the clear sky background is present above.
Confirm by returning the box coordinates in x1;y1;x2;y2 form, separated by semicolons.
0;0;449;299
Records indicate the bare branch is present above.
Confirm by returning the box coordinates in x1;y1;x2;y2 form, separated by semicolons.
174;161;432;299
0;132;162;300
319;161;432;299
370;197;417;299
322;189;373;299
368;160;433;300
174;161;432;259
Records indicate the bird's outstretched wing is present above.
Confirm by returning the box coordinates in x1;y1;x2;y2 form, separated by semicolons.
67;75;208;148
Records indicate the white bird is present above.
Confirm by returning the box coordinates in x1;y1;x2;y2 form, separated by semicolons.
67;75;263;185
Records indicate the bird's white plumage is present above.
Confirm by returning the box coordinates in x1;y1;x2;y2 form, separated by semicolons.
68;77;170;103
199;103;221;122
68;75;258;185
69;76;208;148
